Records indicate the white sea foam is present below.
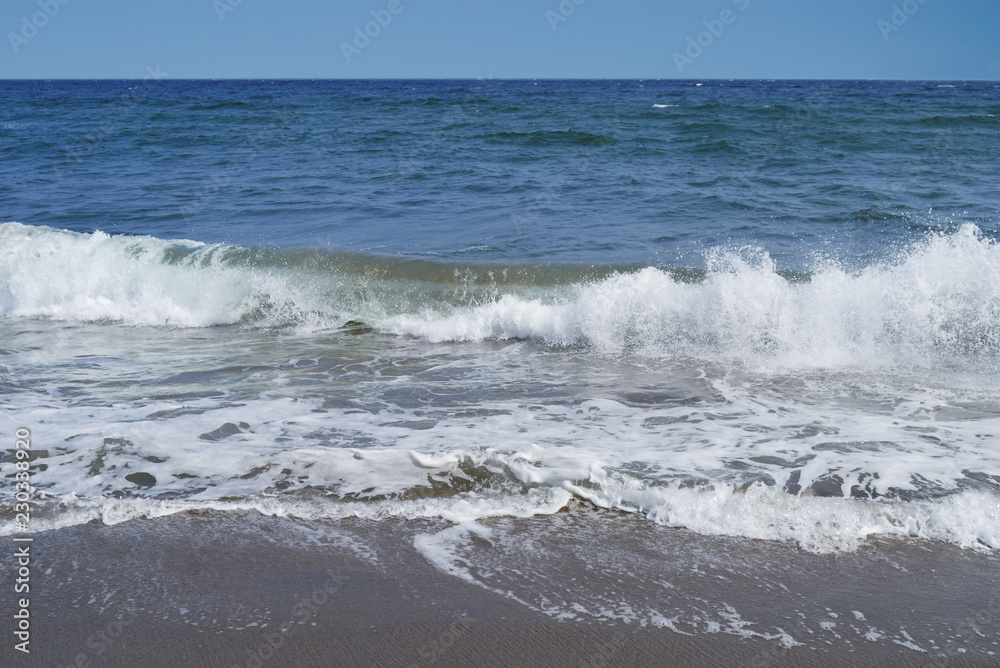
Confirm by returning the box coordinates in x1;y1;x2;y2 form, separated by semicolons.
0;223;253;326
3;385;999;552
3;222;999;369
385;224;1000;368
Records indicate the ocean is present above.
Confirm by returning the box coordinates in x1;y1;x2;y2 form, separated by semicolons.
3;79;1000;652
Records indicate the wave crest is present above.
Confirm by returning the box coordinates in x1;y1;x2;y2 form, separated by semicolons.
2;222;998;367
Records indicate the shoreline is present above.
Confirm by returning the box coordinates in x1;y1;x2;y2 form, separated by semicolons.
3;507;999;667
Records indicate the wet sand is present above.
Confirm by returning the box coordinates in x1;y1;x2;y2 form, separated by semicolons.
3;507;999;667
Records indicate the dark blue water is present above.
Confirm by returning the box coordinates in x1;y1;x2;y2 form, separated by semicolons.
3;79;998;267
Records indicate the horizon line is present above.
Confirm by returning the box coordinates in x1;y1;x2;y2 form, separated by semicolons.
2;77;998;82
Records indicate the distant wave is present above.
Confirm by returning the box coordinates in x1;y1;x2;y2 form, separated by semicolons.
481;129;617;146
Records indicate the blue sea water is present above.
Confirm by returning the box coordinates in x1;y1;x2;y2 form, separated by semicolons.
5;79;999;263
2;80;1000;560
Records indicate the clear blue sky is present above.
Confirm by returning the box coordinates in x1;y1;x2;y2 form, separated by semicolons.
2;0;998;80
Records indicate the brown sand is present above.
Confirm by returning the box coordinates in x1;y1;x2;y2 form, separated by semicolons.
2;507;999;667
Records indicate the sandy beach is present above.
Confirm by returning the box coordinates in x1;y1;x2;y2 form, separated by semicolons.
4;506;998;667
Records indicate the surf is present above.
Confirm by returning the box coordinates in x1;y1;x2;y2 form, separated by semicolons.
2;221;998;370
